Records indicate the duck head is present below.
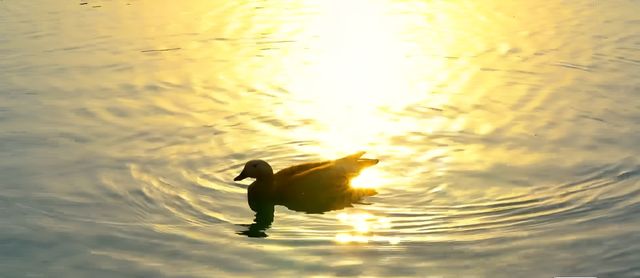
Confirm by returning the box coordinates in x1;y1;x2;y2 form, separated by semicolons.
234;160;274;181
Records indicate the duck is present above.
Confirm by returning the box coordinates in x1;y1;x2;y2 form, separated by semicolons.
234;151;379;213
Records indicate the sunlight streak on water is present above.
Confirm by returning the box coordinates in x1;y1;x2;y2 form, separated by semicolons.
349;168;387;189
279;0;448;158
335;212;399;244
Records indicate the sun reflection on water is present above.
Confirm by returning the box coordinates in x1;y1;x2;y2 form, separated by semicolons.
277;0;450;159
226;0;557;243
334;212;399;244
271;1;459;241
349;168;387;189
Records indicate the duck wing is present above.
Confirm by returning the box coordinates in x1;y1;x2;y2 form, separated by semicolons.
273;151;377;182
274;161;331;180
274;152;379;212
276;163;376;212
330;151;379;178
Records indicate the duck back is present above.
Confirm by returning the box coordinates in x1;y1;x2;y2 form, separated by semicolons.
272;152;379;213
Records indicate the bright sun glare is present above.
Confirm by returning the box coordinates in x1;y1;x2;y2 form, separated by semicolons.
349;168;385;189
277;0;448;160
335;212;399;244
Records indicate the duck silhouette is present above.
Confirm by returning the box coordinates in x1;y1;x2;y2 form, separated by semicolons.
234;151;379;237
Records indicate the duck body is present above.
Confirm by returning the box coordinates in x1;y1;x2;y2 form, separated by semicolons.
235;152;378;213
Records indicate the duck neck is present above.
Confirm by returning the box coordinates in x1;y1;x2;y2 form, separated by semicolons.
248;174;276;212
256;165;274;184
256;173;274;186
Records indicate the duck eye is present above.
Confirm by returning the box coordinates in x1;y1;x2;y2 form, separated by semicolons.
252;164;257;168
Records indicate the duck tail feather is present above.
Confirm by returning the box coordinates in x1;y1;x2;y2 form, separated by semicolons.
357;158;379;168
352;188;378;199
341;151;366;161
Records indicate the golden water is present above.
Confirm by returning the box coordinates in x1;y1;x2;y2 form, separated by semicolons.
1;0;639;277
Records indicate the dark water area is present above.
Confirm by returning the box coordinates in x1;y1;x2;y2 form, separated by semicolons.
1;0;639;277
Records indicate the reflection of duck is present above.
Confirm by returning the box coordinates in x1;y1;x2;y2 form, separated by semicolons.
237;209;274;238
234;151;378;214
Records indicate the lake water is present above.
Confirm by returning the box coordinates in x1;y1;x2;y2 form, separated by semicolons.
1;0;639;277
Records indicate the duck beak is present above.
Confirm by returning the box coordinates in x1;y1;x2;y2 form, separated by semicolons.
234;170;247;181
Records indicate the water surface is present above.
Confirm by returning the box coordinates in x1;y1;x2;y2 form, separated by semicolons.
1;0;640;277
